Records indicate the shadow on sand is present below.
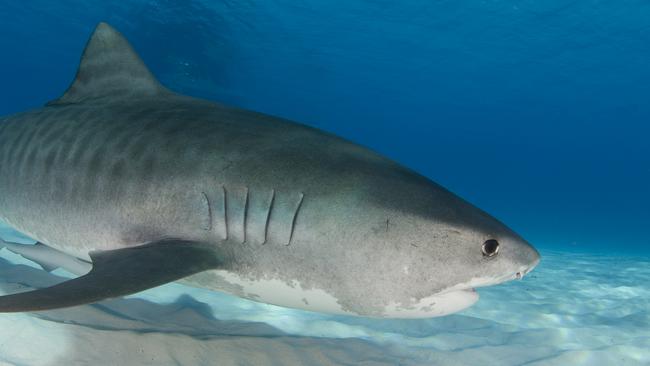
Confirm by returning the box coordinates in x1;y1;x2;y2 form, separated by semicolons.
0;256;412;366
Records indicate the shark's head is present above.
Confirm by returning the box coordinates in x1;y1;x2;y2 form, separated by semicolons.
292;141;541;318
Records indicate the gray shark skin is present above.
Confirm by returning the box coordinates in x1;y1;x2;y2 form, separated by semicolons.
0;23;539;317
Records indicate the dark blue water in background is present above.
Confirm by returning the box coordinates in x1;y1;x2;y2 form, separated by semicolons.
1;0;648;254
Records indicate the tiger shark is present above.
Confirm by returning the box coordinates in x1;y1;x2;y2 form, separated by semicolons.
0;23;539;317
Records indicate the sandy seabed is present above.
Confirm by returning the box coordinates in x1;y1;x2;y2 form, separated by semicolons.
0;228;648;366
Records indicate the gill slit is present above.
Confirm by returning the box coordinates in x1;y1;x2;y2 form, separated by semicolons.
242;186;249;244
263;189;276;245
288;192;304;246
201;191;212;231
222;185;229;240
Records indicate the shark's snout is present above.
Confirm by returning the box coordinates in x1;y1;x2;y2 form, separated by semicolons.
511;239;540;280
523;241;541;270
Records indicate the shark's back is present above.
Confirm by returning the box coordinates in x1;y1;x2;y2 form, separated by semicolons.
0;85;338;255
0;22;414;264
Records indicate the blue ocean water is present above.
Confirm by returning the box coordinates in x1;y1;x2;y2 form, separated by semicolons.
2;0;648;255
0;1;648;365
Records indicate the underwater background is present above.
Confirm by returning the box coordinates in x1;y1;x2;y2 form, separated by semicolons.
0;1;648;365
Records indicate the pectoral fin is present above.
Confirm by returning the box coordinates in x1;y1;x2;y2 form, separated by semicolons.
0;239;221;312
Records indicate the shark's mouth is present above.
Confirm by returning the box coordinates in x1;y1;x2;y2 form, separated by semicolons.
439;259;541;298
408;262;541;319
375;260;543;319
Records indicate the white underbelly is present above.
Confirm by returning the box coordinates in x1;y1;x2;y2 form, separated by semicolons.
181;269;480;318
181;269;350;315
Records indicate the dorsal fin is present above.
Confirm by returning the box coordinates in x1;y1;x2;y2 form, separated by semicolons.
48;22;170;105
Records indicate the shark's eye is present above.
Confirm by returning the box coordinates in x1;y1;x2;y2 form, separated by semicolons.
482;239;500;257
